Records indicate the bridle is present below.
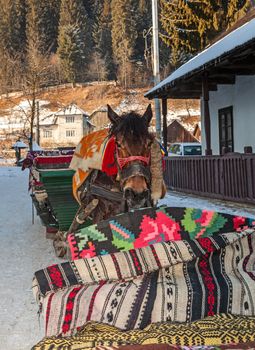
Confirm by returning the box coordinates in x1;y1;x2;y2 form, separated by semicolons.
79;137;152;209
116;145;150;169
115;144;151;187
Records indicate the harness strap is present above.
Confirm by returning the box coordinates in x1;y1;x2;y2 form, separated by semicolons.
90;184;124;203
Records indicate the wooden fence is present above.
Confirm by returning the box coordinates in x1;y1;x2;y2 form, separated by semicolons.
164;154;255;205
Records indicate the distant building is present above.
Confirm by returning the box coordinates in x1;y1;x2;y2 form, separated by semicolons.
38;103;94;147
89;106;109;131
167;120;199;145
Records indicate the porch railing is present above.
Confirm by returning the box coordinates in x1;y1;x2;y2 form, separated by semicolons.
164;154;255;205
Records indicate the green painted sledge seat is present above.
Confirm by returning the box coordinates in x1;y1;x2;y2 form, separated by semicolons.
39;169;90;231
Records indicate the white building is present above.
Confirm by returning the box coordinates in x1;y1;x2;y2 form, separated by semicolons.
39;103;94;147
146;11;255;156
206;75;255;155
145;10;255;205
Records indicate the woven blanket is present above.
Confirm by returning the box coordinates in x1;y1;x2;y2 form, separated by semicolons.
67;206;254;260
33;228;255;337
115;344;255;350
70;129;117;203
32;314;255;349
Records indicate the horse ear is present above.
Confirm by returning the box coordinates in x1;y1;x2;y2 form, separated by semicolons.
107;104;120;124
143;104;153;125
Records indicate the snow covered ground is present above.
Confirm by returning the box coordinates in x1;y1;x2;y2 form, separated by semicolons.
160;191;255;218
0;166;255;350
0;167;61;350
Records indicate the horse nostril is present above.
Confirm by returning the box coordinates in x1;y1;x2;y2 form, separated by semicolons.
124;188;135;199
124;188;150;202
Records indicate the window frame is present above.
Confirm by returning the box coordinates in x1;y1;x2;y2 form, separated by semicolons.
66;116;75;123
66;129;75;137
218;106;234;155
183;145;202;156
43;129;52;138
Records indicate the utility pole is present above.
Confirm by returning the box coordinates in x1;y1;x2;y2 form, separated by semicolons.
152;0;161;139
36;100;40;145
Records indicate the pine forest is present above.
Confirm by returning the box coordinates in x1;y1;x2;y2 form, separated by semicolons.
0;0;251;93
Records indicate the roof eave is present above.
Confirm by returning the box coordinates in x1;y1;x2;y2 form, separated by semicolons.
145;37;255;100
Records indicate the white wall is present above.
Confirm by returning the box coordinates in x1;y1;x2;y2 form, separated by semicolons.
40;114;85;146
57;115;84;144
201;75;255;155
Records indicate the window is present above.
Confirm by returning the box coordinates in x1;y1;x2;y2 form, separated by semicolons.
218;106;234;155
168;144;181;155
183;145;202;156
43;130;52;138
66;130;75;137
66;116;75;123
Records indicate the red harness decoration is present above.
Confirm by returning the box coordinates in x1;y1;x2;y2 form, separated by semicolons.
116;146;150;170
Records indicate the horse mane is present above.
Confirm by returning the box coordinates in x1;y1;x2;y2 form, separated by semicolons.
109;112;152;141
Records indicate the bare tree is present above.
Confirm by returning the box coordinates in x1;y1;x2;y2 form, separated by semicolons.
0;41;59;150
21;42;51;149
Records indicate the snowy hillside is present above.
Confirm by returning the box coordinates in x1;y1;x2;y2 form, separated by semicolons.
0;85;200;140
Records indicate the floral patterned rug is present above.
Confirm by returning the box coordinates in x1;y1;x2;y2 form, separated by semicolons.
67;206;254;260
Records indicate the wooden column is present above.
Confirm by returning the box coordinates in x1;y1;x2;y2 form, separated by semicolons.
162;98;168;152
202;72;212;155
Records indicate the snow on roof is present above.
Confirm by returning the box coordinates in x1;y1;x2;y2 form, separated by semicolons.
146;18;255;96
12;140;28;149
54;103;89;116
91;106;108;114
39;115;57;126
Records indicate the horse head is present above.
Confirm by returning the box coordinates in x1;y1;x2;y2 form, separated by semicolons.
107;104;154;210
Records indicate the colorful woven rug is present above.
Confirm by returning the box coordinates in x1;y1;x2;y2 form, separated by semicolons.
116;344;255;350
67;206;254;259
33;228;255;337
32;314;255;349
70;128;117;203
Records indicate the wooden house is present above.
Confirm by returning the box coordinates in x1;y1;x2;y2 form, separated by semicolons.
167;120;199;144
89;107;109;131
145;10;255;205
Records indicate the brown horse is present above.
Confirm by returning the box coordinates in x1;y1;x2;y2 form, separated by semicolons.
54;104;166;256
68;104;166;230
